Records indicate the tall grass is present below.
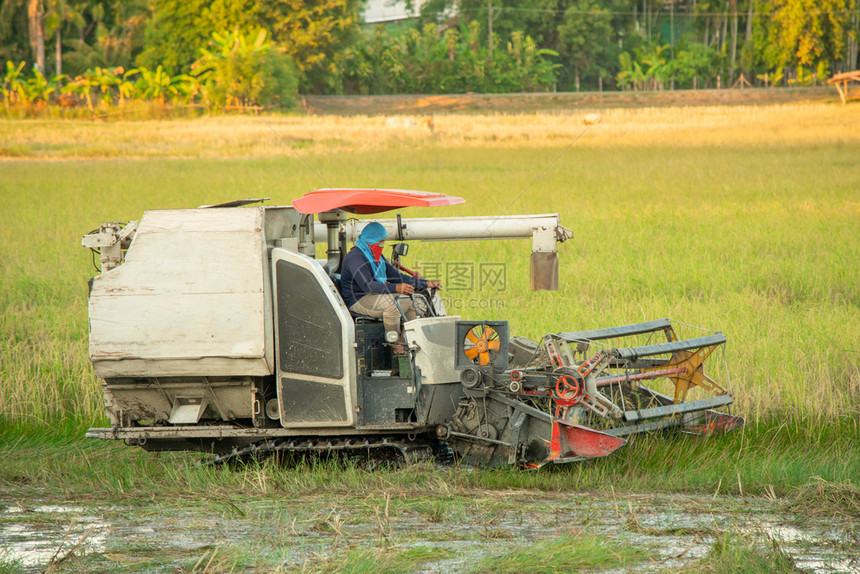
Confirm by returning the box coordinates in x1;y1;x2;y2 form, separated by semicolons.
0;104;858;431
2;419;857;506
692;531;805;574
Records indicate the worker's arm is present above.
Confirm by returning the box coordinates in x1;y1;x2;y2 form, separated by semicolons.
384;259;428;291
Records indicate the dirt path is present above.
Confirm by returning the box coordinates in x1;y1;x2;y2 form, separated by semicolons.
302;87;837;116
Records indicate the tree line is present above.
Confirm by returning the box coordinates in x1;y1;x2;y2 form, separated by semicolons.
1;0;858;113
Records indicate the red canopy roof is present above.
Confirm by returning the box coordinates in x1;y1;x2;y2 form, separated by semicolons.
291;188;465;215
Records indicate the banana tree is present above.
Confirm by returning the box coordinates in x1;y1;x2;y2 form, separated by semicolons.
617;42;670;91
1;61;28;107
192;28;272;109
132;65;196;106
116;67;139;105
24;67;65;103
63;66;118;109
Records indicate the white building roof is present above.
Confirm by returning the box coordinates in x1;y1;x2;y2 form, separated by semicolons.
362;0;426;23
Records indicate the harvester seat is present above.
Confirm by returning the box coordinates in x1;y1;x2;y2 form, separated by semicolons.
329;273;382;324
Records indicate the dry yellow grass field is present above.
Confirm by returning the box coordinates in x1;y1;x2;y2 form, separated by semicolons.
2;103;859;159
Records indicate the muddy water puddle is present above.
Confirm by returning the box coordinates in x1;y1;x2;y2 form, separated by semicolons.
1;494;857;572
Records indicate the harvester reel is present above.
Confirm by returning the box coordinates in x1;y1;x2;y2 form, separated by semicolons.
463;324;502;367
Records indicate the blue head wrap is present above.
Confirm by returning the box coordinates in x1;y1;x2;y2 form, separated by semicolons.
355;222;388;282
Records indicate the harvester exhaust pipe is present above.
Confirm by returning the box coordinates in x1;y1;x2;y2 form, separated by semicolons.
317;211;344;274
314;214;572;291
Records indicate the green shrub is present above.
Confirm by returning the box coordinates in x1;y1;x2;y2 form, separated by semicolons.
193;28;298;109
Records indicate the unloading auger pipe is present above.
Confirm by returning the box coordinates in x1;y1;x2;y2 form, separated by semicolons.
313;214;572;251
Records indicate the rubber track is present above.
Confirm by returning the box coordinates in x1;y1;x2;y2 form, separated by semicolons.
205;435;441;467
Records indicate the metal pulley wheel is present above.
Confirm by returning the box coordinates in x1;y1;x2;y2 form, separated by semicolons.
460;366;483;389
265;398;280;420
477;423;498;441
508;369;523;393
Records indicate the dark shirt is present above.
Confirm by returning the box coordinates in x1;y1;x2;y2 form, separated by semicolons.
340;247;426;308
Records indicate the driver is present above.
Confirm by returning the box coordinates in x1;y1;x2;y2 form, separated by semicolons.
340;222;442;348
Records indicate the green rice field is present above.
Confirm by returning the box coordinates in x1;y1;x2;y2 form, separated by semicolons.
0;102;858;572
2;105;858;426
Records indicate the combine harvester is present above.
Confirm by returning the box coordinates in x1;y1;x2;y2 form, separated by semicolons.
82;189;743;468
